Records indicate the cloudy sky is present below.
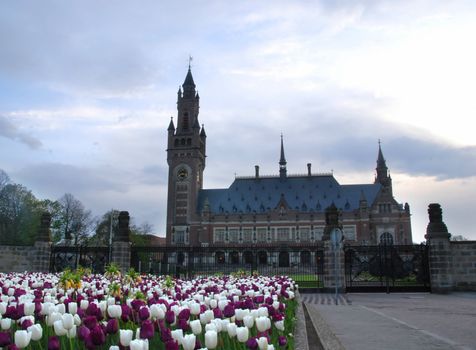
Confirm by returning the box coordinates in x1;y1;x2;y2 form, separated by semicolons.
1;1;476;242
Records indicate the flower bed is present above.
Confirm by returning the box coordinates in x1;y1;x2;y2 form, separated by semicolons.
0;267;297;349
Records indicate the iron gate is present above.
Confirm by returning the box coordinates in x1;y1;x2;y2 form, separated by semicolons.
50;246;109;273
344;244;430;292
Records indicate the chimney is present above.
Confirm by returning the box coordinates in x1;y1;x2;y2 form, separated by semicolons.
255;165;260;178
307;163;312;176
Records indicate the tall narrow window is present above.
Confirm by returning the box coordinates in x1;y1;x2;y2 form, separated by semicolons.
183;113;189;130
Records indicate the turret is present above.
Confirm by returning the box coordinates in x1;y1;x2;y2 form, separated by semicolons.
279;134;287;180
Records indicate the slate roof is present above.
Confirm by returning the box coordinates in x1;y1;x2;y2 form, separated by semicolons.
197;174;381;214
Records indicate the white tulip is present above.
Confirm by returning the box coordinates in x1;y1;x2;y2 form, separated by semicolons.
244;315;254;328
227;322;237;337
190;302;201;315
67;325;77;338
0;302;7;315
53;319;68;336
205;330;218;349
14;330;32;349
256;316;271;332
209;299;217;309
275;320;285;331
171;329;183;345
23;302;35;316
120;329;134;346
190;319;202;335
130;339;146;350
205;323;217;332
268;345;275;350
57;303;66;314
46;312;62;326
28;324;43;341
68;302;78;315
107;305;122;319
218;299;228;310
182;334;196;350
273;301;280;310
62;313;74;330
1;318;12;330
236;326;249;343
258;336;268;350
258;307;269;317
73;314;81;326
80;299;89;310
107;297;116;305
110;346;120;350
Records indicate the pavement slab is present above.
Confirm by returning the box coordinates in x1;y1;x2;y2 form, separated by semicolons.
304;292;476;350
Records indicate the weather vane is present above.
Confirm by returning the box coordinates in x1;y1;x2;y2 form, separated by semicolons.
188;55;193;69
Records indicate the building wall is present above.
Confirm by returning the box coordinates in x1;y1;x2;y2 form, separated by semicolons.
451;241;476;291
0;245;36;272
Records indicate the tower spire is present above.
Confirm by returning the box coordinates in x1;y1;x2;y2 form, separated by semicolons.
375;140;391;191
279;134;287;179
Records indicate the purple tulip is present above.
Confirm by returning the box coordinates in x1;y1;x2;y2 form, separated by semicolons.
121;304;131;322
224;304;235;318
177;318;190;331
78;326;90;341
278;336;287;347
48;336;60;350
0;332;11;347
8;344;20;350
160;327;172;342
178;308;190;321
246;337;258;349
213;307;223;319
138;307;150;321
165;310;175;324
165;340;179;350
90;325;106;346
140;320;155;339
83;315;98;330
131;299;145;312
21;318;33;330
106;319;119;334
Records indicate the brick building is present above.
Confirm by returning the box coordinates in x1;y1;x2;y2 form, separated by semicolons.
165;68;412;249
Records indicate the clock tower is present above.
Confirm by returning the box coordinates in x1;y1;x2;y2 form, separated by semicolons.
166;67;206;246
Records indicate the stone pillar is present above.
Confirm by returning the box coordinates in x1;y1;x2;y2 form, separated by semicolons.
111;211;131;273
34;212;52;272
425;203;453;293
322;204;345;292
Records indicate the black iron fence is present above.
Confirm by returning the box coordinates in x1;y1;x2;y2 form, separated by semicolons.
50;245;109;274
131;244;324;290
344;244;430;292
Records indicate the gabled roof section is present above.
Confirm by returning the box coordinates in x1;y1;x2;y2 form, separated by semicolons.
197;175;381;214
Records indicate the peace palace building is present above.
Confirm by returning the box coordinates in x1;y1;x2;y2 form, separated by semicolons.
165;68;412;247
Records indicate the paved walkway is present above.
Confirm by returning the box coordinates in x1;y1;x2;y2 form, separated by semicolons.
303;292;476;350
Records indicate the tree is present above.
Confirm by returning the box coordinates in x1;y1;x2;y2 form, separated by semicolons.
57;193;93;245
0;183;40;244
0;169;10;190
90;209;120;246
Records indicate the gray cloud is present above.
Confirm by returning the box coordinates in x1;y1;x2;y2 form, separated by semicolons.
0;115;42;149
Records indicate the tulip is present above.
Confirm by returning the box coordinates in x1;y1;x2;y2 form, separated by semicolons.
107;305;122;319
278;335;287;347
53;319;67;336
14;330;32;349
23;302;35;316
130;339;148;350
237;326;249;343
165;339;179;350
182;333;196;350
139;306;150;321
246;337;259;350
275;320;285;331
258;336;268;350
46;312;61;327
0;302;7;315
67;325;77;339
106;318;119;334
1;318;12;330
171;328;184;345
110;346;120;350
28;324;43;341
68;302;78;315
244;315;255;328
0;331;11;347
256;316;271;332
150;304;165;319
205;330;218;349
140;320;155;340
227;322;237;337
48;336;60;350
80;299;89;310
120;329;133;346
267;345;275;350
190;302;201;315
62;313;74;330
190;319;202;335
165;310;175;324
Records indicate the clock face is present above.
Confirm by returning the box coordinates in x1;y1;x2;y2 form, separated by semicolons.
177;167;188;181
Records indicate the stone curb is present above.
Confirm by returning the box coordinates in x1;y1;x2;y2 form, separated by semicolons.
304;302;345;350
294;291;309;350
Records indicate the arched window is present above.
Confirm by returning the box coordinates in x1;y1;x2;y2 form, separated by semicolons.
243;251;253;265
215;251;225;264
379;232;394;246
229;251;239;264
279;251;290;267
257;251;267;265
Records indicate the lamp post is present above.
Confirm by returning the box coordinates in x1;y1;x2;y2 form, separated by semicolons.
331;228;343;305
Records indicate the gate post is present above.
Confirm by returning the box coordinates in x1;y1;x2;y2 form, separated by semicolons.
111;211;132;273
34;212;52;272
426;203;453;293
322;204;345;292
